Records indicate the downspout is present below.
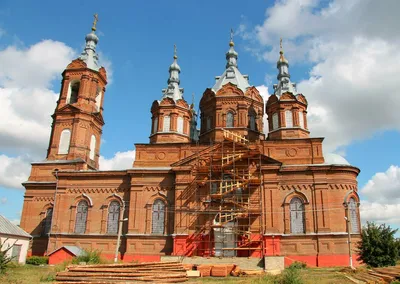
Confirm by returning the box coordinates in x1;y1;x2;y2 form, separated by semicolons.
48;169;59;254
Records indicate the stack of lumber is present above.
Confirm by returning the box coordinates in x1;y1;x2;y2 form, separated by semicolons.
210;264;235;277
345;265;400;283
55;261;188;283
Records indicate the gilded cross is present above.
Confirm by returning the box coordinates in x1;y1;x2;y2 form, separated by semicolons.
92;13;99;31
280;38;283;51
230;28;234;42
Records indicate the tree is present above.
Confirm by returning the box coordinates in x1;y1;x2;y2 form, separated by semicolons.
0;238;15;274
357;222;399;267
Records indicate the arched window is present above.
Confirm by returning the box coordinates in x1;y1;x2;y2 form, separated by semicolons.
58;129;71;154
67;81;80;104
74;200;88;234
290;197;305;234
298;111;304;128
89;135;96;160
249;114;256;131
206;117;211;130
285;110;293;128
226;112;234;128
152;199;165;234
95;88;102;111
272;113;279;130
177;117;184;133
153;117;158;134
43;208;53;235
107;201;120;234
163;116;170;132
349;198;359;233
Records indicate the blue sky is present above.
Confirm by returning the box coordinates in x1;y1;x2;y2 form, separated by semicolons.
0;0;399;231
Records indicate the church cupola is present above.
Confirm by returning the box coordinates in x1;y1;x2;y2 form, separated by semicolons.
199;30;264;143
150;45;194;144
266;39;310;140
46;14;107;169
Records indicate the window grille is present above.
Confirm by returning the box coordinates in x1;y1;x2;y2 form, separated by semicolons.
206;117;211;130
74;200;88;234
107;201;120;234
250;115;256;130
285;110;293;128
226;112;234;128
349;198;359;233
43;207;53;235
152;199;165;234
272;113;279;130
177;117;184;133
290;197;305;234
153;117;158;133
58;129;71;154
163;116;170;132
298;111;304;128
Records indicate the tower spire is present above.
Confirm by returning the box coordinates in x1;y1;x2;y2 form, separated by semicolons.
273;38;296;96
162;44;183;101
226;28;238;68
79;14;100;71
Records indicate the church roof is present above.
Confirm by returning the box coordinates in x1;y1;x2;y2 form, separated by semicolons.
212;31;251;94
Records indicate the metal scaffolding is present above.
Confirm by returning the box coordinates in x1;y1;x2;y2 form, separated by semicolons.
176;129;264;258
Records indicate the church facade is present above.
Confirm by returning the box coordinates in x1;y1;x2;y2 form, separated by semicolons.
20;20;362;267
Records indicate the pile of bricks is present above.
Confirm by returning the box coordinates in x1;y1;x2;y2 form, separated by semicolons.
55;261;188;283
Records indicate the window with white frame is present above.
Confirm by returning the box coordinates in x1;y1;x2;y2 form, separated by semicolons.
152;199;165;234
107;201;120;234
58;129;71;154
298;111;304;128
163;116;170;132
290;197;305;234
272;113;279;130
285;110;293;128
74;200;88;234
349;198;359;233
89;135;96;160
67;81;80;104
177;117;184;133
95;88;102;111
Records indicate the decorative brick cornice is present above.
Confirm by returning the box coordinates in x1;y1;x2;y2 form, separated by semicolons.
279;184;313;191
33;196;54;202
328;184;357;190
67;187;129;194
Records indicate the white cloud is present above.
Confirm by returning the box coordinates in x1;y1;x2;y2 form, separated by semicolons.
99;150;136;171
360;165;400;226
242;0;400;152
0;38;114;190
0;197;7;204
9;219;20;226
256;85;270;134
0;155;30;189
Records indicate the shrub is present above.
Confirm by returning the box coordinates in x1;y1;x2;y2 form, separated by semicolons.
288;261;307;270
72;249;103;265
26;256;49;265
281;266;304;284
40;273;56;282
357;222;399;267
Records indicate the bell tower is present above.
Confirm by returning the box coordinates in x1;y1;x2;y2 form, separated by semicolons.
46;15;107;169
150;45;195;144
266;39;309;140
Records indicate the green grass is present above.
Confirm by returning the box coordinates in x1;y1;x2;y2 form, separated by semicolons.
0;264;57;284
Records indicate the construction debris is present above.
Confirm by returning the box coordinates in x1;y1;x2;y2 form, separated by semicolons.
55;261;188;283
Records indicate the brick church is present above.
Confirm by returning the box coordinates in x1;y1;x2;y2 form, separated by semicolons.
20;18;361;267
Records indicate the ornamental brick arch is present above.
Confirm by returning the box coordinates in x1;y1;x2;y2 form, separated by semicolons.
144;193;170;235
343;190;361;234
282;189;311;234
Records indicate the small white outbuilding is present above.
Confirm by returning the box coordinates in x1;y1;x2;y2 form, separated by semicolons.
0;215;32;264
